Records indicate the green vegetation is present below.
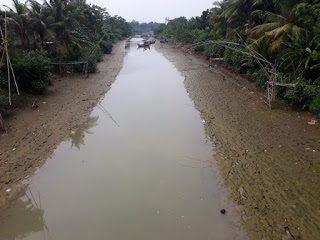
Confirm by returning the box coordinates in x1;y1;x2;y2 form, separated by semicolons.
14;49;52;93
155;0;320;115
0;0;131;96
130;21;160;35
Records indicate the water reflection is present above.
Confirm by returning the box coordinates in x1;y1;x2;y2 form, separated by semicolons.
0;189;51;240
70;116;99;150
138;45;151;51
97;104;120;127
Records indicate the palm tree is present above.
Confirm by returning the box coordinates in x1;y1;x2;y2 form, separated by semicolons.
249;0;305;50
209;0;261;38
280;32;320;82
223;0;255;30
41;0;85;59
28;0;46;48
4;0;31;50
209;1;229;38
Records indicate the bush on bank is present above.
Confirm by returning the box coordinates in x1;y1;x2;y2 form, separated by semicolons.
0;50;52;94
310;93;320;116
77;45;103;73
15;50;53;94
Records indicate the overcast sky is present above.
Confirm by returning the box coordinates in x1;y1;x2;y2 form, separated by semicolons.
0;0;215;23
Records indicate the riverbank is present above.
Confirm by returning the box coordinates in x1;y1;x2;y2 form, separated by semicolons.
156;43;320;239
0;41;126;209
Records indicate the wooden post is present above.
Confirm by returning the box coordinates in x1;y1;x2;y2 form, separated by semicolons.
6;45;11;105
264;82;275;109
82;63;85;74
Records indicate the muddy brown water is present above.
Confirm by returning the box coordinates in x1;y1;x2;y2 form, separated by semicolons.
0;39;247;240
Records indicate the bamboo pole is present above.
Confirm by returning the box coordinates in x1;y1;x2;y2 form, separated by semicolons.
0;12;20;105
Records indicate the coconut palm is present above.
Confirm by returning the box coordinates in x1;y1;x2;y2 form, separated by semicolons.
249;0;305;50
28;0;46;48
223;0;256;30
4;0;31;50
209;1;229;38
41;0;87;59
280;33;320;82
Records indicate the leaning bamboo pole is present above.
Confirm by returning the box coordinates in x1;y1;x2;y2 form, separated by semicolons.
0;12;20;105
189;39;279;108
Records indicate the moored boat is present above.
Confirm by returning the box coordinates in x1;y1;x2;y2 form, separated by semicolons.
137;40;151;47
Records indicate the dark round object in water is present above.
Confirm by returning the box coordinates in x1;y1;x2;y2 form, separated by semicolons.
220;209;226;214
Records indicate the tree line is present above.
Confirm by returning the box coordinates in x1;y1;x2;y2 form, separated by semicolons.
130;20;160;34
0;0;131;96
155;0;320;115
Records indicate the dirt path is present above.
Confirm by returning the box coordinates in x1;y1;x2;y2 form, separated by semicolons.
0;41;126;209
156;44;320;239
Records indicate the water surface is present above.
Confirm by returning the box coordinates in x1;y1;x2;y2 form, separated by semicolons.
0;39;245;240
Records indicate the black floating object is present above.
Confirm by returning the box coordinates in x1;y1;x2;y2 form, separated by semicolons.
220;209;226;214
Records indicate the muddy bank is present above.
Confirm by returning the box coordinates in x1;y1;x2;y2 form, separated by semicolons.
156;43;320;239
0;41;126;209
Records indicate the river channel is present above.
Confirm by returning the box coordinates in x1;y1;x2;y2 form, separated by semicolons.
0;38;246;240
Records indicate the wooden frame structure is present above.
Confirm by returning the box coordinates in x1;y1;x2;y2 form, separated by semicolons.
50;61;89;77
190;40;280;108
0;12;20;105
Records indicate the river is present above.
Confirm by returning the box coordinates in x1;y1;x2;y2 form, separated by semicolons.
0;38;246;240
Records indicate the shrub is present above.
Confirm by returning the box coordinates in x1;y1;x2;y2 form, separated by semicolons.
251;69;269;89
100;40;113;54
77;46;103;73
284;78;318;108
203;44;225;59
275;73;292;98
310;92;320;116
0;94;8;110
13;50;52;94
0;71;7;89
223;48;246;73
190;29;208;51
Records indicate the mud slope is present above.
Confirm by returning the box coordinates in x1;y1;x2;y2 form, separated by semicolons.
157;43;320;240
0;41;126;208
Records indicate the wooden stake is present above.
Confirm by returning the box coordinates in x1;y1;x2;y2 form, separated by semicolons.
0;12;20;105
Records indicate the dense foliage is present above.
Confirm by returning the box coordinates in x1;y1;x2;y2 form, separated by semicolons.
155;0;320;115
0;0;131;94
14;49;52;93
130;21;160;35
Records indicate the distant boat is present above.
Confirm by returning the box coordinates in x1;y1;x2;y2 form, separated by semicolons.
160;37;167;43
137;40;151;48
